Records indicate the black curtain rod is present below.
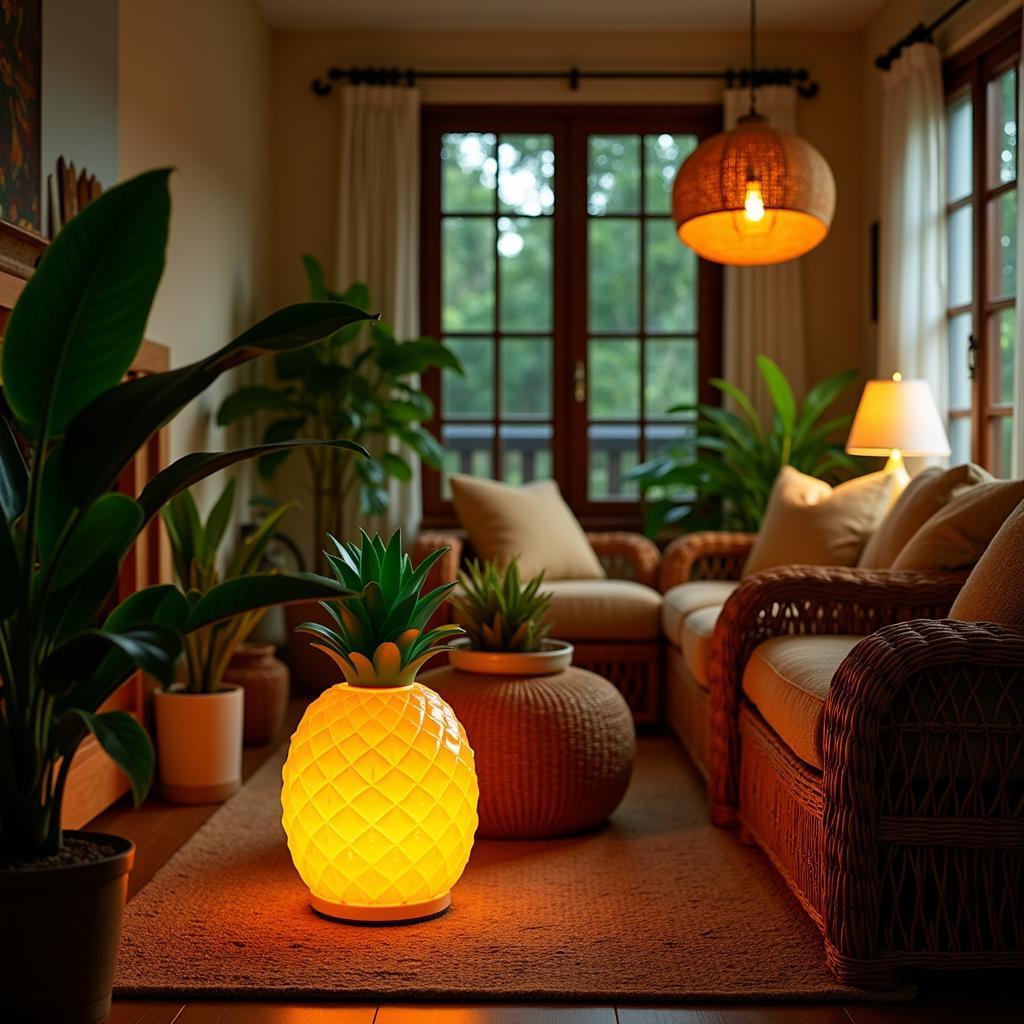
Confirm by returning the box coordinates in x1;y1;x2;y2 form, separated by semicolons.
311;65;820;98
875;0;972;70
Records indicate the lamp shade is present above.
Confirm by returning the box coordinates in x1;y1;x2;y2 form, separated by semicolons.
673;114;836;266
846;377;951;456
281;681;479;923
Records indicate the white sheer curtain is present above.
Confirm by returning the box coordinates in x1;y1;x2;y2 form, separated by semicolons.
1014;25;1024;477
723;85;806;420
878;43;948;415
334;84;422;536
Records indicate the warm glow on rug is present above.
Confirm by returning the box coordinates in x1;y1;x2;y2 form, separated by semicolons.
280;682;479;923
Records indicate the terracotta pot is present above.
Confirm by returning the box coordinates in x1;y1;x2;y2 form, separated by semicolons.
447;638;574;676
0;830;134;1023
223;643;290;746
154;684;244;804
284;600;337;693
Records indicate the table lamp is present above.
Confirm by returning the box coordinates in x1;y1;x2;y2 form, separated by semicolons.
846;373;950;492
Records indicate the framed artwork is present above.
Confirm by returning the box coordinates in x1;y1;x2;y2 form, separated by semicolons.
0;0;45;277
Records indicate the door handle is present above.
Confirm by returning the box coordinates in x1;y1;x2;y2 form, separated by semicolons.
574;359;586;403
967;333;978;381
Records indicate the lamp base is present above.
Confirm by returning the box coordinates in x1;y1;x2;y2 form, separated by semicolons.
310;891;451;925
884;449;911;496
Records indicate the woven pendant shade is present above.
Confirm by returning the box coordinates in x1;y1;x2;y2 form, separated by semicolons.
673;113;836;266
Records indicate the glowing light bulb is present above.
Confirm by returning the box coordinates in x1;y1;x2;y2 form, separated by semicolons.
891;371;903;382
744;179;766;223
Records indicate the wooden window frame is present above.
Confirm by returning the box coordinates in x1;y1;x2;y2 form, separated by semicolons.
943;8;1021;473
420;104;723;531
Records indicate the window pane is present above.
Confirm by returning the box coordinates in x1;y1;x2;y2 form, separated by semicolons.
443;217;494;331
645;338;698;417
988;307;1016;406
500;424;552;485
948;415;972;466
987;67;1017;188
589;219;640;330
645;133;697;214
442;133;496;212
499;216;552;331
441;424;494;498
948;204;973;309
587;135;641;215
948;312;974;411
443;337;494;418
589;338;640;419
646;219;697;332
498;134;555;216
986;190;1017;300
989;416;1014;479
589;424;640;500
501;337;552;419
947;93;973;203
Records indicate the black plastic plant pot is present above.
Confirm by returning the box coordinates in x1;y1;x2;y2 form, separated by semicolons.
0;830;134;1023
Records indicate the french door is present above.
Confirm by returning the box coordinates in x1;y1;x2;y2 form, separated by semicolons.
420;105;723;529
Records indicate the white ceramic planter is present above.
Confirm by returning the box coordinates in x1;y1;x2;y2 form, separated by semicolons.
447;638;574;677
153;684;244;804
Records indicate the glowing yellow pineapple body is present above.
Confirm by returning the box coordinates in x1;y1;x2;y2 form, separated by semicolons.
281;679;479;922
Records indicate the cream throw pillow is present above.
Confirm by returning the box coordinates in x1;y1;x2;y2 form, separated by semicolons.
950;499;1024;629
858;463;992;569
449;476;605;581
892;479;1024;573
743;466;896;577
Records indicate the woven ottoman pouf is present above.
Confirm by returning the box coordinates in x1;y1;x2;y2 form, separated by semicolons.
422;662;636;839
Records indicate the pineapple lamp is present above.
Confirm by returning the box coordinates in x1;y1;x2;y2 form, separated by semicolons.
281;531;478;924
846;373;951;492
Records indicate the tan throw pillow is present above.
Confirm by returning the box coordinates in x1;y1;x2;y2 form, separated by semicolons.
891;479;1024;573
449;476;605;581
950;499;1024;629
858;463;993;569
743;466;896;577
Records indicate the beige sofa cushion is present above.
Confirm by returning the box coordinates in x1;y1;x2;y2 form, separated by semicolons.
542;579;661;641
743;467;896;577
858;463;992;569
742;635;862;769
450;476;605;581
661;580;739;647
950;499;1024;629
681;604;724;690
891;479;1024;572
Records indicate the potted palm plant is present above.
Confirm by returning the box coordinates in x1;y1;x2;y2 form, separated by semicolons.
281;531;479;923
157;477;299;801
448;559;573;676
0;169;372;1023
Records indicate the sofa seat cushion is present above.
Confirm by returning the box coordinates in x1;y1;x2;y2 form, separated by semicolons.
662;580;739;646
542;579;662;642
742;635;862;769
681;604;724;690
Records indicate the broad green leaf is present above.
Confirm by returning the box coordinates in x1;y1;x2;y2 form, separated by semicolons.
137;439;368;524
57;709;155;807
43;557;121;648
105;583;190;634
257;417;306;480
0;409;27;521
793;369;858;446
200;476;236;565
756;356;797;440
710;377;764;438
2;170;171;438
379;451;413;482
216;385;297;427
49;493;143;591
399;425;445;467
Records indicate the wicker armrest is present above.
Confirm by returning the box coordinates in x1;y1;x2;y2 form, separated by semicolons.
587;531;660;588
659;531;757;592
820;618;1024;973
707;565;965;825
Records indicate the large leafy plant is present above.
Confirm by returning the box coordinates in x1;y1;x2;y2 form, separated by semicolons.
0;170;373;860
298;530;463;687
450;559;552;653
162;477;301;694
628;356;863;535
217;255;462;571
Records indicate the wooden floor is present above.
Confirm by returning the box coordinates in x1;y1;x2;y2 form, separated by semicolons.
98;702;1021;1024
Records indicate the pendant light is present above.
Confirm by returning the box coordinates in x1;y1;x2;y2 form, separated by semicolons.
672;0;836;266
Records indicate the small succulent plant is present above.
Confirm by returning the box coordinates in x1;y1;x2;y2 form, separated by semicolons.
298;530;463;687
451;558;552;653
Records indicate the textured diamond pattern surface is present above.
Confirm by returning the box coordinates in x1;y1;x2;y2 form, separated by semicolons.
281;683;478;909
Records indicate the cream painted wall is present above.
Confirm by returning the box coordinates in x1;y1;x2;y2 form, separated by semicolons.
118;0;273;489
271;28;865;397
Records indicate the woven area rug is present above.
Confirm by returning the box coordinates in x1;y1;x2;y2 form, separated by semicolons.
114;737;907;1002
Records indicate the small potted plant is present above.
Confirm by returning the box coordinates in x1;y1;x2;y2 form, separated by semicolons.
0;169;371;1023
448;559;573;675
281;531;479;924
